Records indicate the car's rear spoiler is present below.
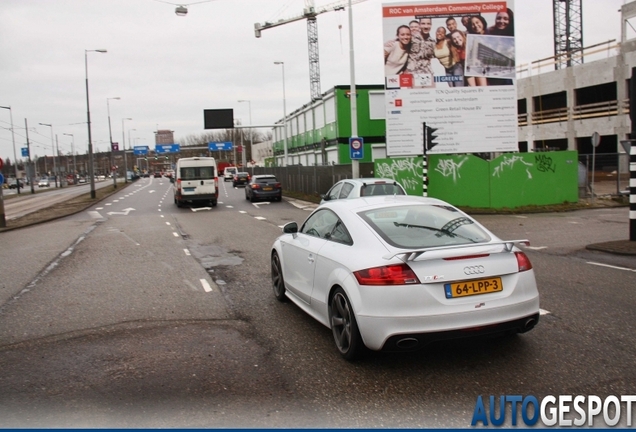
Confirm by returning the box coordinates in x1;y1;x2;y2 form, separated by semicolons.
383;239;530;262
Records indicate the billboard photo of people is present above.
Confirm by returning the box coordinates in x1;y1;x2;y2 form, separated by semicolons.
383;1;519;156
383;2;515;89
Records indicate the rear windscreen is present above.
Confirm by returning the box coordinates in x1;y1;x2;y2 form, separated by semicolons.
180;166;215;180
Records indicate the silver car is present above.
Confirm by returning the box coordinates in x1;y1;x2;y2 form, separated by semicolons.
320;178;406;204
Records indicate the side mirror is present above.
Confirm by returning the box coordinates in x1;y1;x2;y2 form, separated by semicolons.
320;194;330;201
170;177;175;183
282;222;298;234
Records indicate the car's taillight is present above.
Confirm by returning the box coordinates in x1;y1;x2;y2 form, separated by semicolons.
354;264;420;286
176;178;181;190
275;182;281;188
251;183;261;189
515;251;533;272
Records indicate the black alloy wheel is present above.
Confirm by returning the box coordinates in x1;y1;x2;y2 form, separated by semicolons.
329;287;364;360
271;251;287;302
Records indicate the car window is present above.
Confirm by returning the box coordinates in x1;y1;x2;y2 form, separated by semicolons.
326;220;353;245
338;182;354;199
301;209;339;239
181;166;215;180
359;204;491;248
326;183;343;201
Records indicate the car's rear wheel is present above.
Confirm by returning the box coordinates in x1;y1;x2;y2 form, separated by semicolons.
329;287;364;360
271;251;287;302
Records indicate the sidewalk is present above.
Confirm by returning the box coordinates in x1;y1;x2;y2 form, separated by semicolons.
581;181;636;256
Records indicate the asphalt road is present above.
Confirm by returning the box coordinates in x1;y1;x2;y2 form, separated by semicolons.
0;177;635;428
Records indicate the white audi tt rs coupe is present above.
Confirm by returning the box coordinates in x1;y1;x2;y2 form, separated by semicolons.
271;195;540;360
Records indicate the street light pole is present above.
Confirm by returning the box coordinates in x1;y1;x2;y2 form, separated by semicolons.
86;49;107;199
107;96;120;188
122;117;132;183
39;122;58;187
238;99;253;169
348;0;360;179
0;105;20;194
274;61;288;167
63;133;75;178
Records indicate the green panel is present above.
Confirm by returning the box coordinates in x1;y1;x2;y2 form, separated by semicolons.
336;88;385;138
374;157;423;196
489;151;579;208
427;154;490;207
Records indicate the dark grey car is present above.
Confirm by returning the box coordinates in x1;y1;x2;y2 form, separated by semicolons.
245;174;282;202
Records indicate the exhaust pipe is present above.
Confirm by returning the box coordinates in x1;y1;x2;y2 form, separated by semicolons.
395;337;419;350
523;317;537;332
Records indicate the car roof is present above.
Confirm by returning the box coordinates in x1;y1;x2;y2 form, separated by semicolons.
336;178;404;186
319;195;449;212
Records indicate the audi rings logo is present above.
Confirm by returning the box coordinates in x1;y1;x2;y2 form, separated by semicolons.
464;265;485;275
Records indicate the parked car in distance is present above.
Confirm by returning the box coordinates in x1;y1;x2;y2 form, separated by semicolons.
223;166;238;182
38;178;50;187
271;195;539;360
320;178;407;204
245;174;282;202
7;178;24;189
154;172;162;178
233;172;250;187
78;177;86;184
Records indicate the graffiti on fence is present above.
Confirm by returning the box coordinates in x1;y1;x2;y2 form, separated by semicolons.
434;156;469;183
375;157;422;194
493;154;533;179
535;154;556;173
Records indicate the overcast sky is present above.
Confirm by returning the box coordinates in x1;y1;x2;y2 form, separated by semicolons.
0;0;629;164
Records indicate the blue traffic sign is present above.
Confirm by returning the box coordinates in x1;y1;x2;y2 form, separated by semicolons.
0;173;4;185
155;144;180;154
21;147;29;157
349;137;364;160
209;141;233;151
133;146;149;155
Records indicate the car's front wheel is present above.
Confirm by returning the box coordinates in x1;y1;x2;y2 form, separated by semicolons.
329;287;364;360
271;251;287;302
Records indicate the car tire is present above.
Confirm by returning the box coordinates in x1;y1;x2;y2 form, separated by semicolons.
245;192;249;200
175;198;182;208
329;287;364;361
271;251;287;302
211;200;217;207
250;194;256;203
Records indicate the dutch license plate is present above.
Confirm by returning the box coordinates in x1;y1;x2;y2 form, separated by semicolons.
184;187;195;192
444;277;502;299
263;187;273;191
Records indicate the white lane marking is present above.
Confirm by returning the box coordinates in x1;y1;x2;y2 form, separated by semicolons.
166;222;171;226
96;207;104;210
88;211;103;219
105;203;112;206
540;309;550;315
107;208;135;216
113;200;119;203
587;261;636;272
253;202;270;208
239;211;247;214
513;215;528;219
200;279;213;292
255;216;266;220
191;207;212;212
526;246;548;250
172;232;179;237
160;215;165;218
183;249;191;256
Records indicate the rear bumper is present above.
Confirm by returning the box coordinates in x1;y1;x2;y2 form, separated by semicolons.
356;296;540;351
175;193;217;202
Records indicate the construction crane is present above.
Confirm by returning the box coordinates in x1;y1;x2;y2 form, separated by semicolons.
553;0;583;69
255;0;368;101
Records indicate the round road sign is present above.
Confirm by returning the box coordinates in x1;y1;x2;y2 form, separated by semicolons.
351;139;362;150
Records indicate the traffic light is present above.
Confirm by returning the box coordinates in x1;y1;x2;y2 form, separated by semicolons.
424;123;439;152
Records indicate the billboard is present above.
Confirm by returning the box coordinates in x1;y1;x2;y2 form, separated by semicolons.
204;109;234;129
382;0;517;155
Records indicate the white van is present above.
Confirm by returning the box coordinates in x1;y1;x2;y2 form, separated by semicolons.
223;166;238;182
173;157;218;208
